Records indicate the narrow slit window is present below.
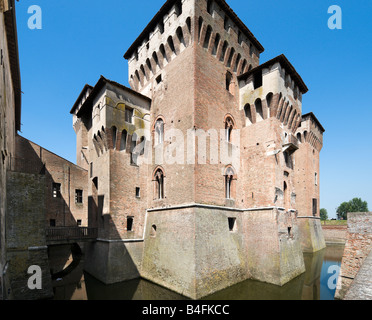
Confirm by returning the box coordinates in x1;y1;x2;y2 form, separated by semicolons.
127;217;134;231
228;217;236;232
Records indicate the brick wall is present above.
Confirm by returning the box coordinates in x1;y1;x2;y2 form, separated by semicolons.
335;212;372;300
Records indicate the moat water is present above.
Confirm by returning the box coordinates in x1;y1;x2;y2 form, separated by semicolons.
52;244;344;300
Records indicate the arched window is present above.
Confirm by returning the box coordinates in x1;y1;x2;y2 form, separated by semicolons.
225;167;235;199
266;92;273;118
234;53;241;73
167;36;176;55
225;71;233;93
112;126;117;149
120;130;127;151
225;116;234;143
203;25;212;49
212;33;220;56
160;44;167;63
244;104;252;124
240;60;247;75
255;98;263;122
152;52;160;69
176;27;185;48
220;41;228;62
154;168;165;199
227;47;235;68
131;132;138;165
297;132;302;143
186;17;191;33
140;65;147;80
198;17;204;42
154;118;164;145
303;131;308;142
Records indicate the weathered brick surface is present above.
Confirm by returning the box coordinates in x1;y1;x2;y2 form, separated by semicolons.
335;212;372;300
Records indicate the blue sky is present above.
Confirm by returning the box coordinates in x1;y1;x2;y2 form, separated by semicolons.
15;0;372;219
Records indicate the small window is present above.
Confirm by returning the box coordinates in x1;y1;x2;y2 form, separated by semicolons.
312;199;318;217
288;227;292;239
77;220;82;226
75;189;83;204
154;169;165;199
50;219;56;227
225;72;232;92
253;70;263;89
93;177;98;190
125;108;133;123
156;74;162;84
136;187;140;198
151;224;157;237
52;183;61;198
315;172;318;186
228;217;236;232
159;20;164;34
207;0;213;15
127;217;134;232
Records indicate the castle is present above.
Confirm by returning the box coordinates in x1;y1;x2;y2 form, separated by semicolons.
1;0;326;300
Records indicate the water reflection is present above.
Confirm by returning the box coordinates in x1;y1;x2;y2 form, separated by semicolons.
52;244;344;300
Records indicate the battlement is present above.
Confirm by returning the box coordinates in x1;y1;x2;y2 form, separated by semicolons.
296;112;324;152
239;55;307;133
125;0;264;95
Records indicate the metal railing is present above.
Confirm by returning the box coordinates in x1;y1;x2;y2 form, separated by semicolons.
46;227;98;242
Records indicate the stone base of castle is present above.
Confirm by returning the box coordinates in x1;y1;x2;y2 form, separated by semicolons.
297;217;326;253
85;205;306;299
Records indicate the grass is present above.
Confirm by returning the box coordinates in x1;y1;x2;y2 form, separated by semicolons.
321;220;348;226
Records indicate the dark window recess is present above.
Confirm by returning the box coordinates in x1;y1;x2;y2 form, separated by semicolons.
156;74;162;84
284;151;293;169
52;183;61;198
253;70;263;89
50;219;56;227
125;108;133;123
312;199;318;217
228;217;236;232
136;187;140;198
93;177;98;190
77;220;82;226
127;217;134;231
151;224;157;237
75;189;83;203
226;72;232;91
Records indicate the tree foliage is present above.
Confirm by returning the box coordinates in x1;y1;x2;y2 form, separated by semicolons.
336;198;369;220
320;208;328;221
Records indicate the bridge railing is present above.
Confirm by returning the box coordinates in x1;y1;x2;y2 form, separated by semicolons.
46;227;98;242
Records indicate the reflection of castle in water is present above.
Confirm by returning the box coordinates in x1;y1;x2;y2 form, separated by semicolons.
52;244;344;300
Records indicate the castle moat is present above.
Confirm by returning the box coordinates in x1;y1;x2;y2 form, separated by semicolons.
52;244;344;300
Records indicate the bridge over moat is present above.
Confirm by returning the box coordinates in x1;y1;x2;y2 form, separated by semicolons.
45;227;98;245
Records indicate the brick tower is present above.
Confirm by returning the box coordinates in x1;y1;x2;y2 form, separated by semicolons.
71;0;325;299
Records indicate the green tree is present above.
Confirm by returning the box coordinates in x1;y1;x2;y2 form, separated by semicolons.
336;198;369;220
320;208;328;221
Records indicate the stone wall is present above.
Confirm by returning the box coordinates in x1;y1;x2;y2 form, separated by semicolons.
335;212;372;300
6;171;53;299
